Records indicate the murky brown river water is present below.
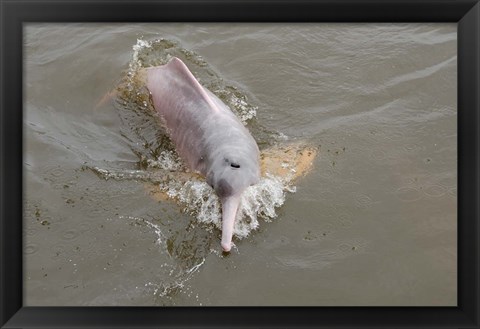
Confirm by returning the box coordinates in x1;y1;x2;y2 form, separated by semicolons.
24;23;457;306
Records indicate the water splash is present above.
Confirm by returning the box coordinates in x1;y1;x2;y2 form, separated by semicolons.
91;164;294;241
144;256;205;304
108;38;297;241
145;150;185;171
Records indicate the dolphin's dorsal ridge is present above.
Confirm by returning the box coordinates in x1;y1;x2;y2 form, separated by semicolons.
164;57;220;113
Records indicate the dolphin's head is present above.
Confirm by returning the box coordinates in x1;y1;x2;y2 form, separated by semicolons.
207;152;260;252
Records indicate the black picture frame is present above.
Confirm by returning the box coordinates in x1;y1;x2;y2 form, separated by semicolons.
1;0;478;328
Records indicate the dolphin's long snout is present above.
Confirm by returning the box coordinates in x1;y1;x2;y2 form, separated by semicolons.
220;195;241;252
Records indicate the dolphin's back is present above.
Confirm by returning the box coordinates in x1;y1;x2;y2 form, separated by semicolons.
146;57;259;177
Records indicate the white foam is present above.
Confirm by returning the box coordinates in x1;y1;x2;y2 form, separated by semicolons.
146;150;184;171
130;38;151;70
90;165;294;240
164;174;291;239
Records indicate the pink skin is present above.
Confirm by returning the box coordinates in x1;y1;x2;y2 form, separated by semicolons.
146;57;260;252
220;195;242;252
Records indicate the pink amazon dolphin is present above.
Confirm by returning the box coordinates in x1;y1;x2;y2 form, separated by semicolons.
146;57;260;252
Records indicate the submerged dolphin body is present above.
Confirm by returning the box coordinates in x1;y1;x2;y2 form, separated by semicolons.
146;57;260;252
